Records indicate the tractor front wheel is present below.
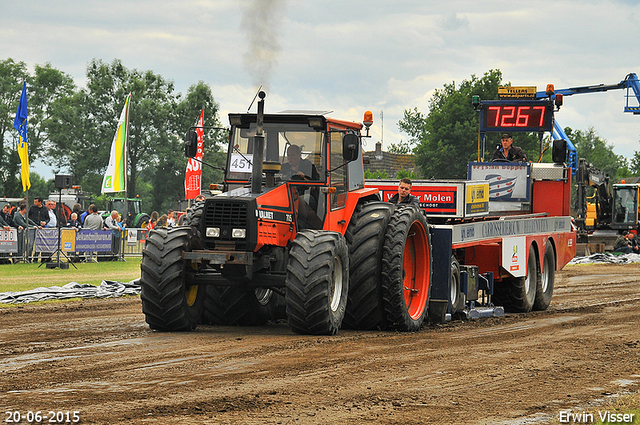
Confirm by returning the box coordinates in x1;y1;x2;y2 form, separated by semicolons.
286;230;349;335
140;227;205;331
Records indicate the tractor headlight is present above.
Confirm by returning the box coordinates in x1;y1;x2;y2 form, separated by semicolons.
206;227;220;238
232;228;246;239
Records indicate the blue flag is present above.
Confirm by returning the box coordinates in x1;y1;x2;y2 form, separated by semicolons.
14;81;30;191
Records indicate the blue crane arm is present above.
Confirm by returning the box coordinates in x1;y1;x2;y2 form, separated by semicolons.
536;73;640;114
535;73;640;174
552;120;577;174
623;73;640;114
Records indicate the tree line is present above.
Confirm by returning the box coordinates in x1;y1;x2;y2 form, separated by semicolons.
0;58;227;213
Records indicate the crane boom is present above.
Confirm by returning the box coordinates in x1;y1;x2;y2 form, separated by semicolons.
536;73;640;174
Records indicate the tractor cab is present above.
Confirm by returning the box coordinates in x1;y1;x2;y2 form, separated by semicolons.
106;197;150;228
184;91;377;255
611;183;640;231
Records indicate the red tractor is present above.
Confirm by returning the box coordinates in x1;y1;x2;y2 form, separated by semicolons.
139;92;432;335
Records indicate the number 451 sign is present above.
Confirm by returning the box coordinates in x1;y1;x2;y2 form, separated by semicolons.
230;153;253;173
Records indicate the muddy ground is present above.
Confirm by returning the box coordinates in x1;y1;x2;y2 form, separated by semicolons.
1;263;639;425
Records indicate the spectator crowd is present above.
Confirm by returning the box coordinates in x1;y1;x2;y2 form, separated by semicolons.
1;196;206;264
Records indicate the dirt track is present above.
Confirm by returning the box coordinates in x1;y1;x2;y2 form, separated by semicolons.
1;263;639;425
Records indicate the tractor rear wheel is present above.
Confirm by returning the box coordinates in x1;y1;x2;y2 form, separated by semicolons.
134;213;150;229
382;206;432;332
285;230;349;335
493;245;538;313
140;227;205;331
534;241;555;310
344;202;393;330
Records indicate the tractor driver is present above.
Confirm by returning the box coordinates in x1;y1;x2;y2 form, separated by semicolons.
492;133;527;162
281;144;319;181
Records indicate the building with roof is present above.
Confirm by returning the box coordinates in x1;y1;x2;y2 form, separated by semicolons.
363;142;418;178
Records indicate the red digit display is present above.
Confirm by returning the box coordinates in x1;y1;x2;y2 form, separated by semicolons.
482;102;551;132
500;106;516;126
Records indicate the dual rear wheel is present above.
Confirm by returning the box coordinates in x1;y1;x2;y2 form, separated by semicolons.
493;241;555;313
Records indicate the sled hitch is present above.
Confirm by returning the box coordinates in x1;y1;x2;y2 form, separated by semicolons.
459;268;505;319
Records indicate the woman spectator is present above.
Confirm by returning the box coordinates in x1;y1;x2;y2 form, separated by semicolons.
147;211;159;231
156;214;168;228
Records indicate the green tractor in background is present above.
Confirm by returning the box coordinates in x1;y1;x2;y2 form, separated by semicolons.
103;197;150;229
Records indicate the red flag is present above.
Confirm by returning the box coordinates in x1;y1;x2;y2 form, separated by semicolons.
185;108;204;199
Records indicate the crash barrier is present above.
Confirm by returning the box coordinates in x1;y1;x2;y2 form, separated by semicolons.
0;228;150;263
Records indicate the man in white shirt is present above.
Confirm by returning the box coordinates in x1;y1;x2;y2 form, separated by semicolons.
166;210;176;227
45;201;58;228
104;210;124;256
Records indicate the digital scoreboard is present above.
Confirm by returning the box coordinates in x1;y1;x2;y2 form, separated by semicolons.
479;100;553;133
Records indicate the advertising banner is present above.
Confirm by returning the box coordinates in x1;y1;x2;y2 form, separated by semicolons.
74;230;113;252
0;229;18;253
35;229;59;253
468;162;531;202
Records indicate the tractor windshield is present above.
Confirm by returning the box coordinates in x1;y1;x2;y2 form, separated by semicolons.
228;122;324;182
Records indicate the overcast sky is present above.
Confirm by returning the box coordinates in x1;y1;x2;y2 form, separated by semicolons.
2;0;639;178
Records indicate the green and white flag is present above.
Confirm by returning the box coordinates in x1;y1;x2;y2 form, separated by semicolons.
102;94;131;193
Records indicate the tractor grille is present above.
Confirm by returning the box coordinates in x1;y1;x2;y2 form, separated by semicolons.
204;202;248;228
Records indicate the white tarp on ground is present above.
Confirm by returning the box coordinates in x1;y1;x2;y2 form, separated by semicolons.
0;279;141;304
569;252;640;265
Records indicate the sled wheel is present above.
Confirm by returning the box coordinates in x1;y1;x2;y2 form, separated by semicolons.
450;256;465;313
286;230;349;335
343;202;394;330
140;227;205;331
382;206;432;332
494;244;538;313
534;241;555;311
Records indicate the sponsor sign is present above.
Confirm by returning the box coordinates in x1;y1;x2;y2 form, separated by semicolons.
497;86;537;99
468;162;531;202
0;229;18;253
61;228;76;252
466;183;489;214
74;230;113;252
451;216;571;245
35;229;113;253
502;236;526;277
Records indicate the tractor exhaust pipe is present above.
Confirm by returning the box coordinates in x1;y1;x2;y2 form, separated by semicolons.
251;91;266;194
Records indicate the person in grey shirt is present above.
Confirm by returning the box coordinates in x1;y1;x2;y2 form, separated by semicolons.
83;205;104;230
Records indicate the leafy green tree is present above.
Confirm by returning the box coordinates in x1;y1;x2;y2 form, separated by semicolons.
396;169;418;179
364;169;389;179
148;81;227;212
45;59;180;199
26;172;54;200
399;70;540;179
570;126;627;182
629;148;640;176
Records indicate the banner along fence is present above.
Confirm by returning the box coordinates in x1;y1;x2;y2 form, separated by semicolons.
0;228;150;262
